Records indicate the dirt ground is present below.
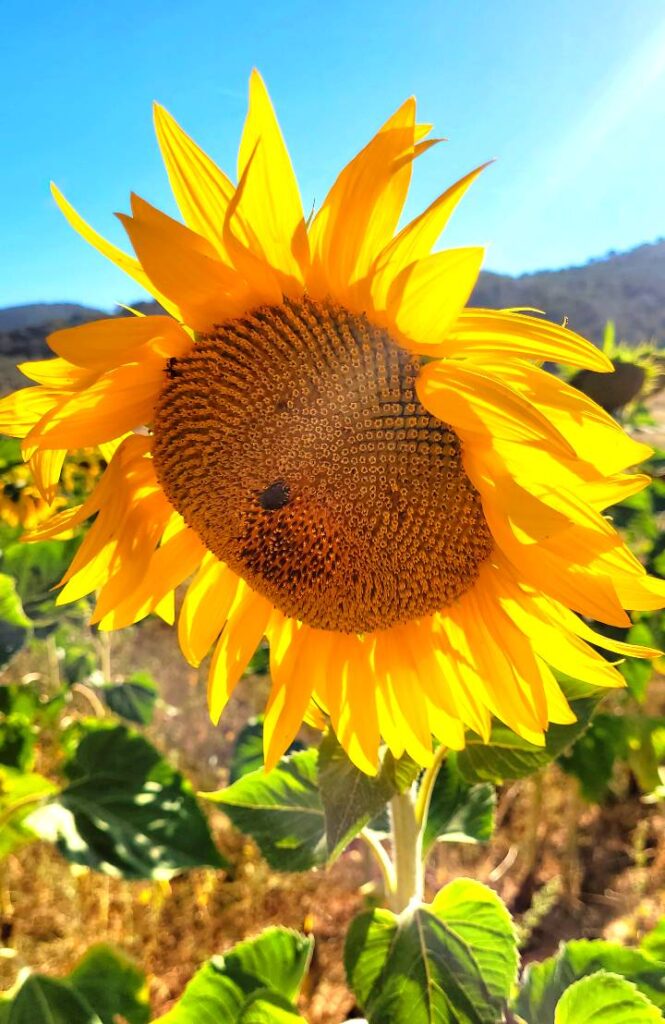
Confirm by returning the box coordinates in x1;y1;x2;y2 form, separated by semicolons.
1;614;665;1021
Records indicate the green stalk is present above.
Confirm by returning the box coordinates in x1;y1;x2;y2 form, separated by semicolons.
389;787;423;912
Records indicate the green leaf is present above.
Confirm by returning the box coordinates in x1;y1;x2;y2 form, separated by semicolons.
0;718;34;771
515;939;665;1022
8;975;102;1024
554;972;662;1023
319;733;419;861
154;928;312;1023
245;642;270;676
423;753;495;853
558;715;626;803
67;944;150;1024
153;962;245;1023
230;718;267;782
229;718;305;783
1;539;76;614
62;644;98;685
624;716;665;795
345;878;518;1023
239;991;305;1022
0;573;30;668
205;749;326;871
458;699;599;784
0;767;58;859
222;927;313;1002
28;724;226;878
620;623;656;703
641;919;665;961
102;672;157;725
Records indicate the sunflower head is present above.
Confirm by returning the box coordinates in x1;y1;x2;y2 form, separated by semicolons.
152;294;492;634
1;71;663;774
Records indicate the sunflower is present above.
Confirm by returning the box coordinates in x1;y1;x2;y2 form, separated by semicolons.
1;72;663;774
0;464;64;530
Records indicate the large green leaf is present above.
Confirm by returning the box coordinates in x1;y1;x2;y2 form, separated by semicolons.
0;767;57;859
558;715;627;802
319;733;419;862
515;939;665;1022
457;699;599;784
423;753;495;854
1;539;76;614
230;718;267;782
345;878;518;1023
67;944;150;1024
641;919;665;961
206;749;326;871
153;962;245;1023
0;573;30;668
229;718;305;783
28;724;226;878
239;991;305;1022
8;975;102;1024
222;926;313;1001
154;928;312;1023
554;972;662;1023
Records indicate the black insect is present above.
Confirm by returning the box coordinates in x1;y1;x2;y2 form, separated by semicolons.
165;357;180;379
258;480;291;511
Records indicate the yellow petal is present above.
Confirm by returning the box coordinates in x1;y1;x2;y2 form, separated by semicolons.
487;571;625;690
153;102;235;257
207;583;272;724
324;633;381;775
178;555;241;667
49;315;191;369
480;359;652;474
432;309;613;371
263;617;316;772
18;357;94;387
418;360;573;454
386;247;484;347
51;184;179;318
26;359;165;449
117;204;251;332
0;386;62;437
371;162;490;306
221;147;286;305
98;526;205;630
374;629;433;765
308;98;418;297
443;587;547;741
237;70;308;283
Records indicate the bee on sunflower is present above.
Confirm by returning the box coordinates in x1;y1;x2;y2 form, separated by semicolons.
1;72;663;774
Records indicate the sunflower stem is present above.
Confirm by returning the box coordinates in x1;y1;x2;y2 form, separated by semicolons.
414;744;448;828
389;787;423;912
359;828;396;897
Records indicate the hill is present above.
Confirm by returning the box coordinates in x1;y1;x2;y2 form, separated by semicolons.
0;241;663;395
471;240;665;344
0;303;106;332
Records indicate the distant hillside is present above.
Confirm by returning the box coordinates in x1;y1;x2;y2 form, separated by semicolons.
0;303;106;332
472;240;665;344
0;241;663;395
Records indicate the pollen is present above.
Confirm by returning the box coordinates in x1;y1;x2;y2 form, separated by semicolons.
152;296;492;633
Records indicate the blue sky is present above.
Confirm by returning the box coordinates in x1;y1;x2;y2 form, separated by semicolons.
2;0;664;310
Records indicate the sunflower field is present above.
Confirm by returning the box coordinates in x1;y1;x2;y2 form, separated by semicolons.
1;75;665;1024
